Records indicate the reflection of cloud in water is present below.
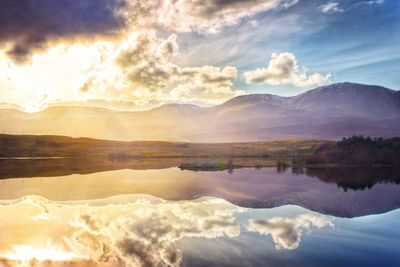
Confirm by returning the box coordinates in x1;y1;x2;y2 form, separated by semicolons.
0;195;245;267
247;214;334;250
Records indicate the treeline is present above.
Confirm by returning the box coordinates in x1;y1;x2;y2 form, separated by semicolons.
306;136;400;166
337;136;400;150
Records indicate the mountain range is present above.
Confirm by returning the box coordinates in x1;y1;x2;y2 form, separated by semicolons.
1;82;399;142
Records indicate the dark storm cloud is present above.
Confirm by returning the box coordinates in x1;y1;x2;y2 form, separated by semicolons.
0;0;300;63
0;0;127;62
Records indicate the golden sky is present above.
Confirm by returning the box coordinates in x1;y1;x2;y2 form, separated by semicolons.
0;0;329;112
0;0;398;112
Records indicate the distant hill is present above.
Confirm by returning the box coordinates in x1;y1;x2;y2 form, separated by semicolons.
0;82;399;141
288;82;400;118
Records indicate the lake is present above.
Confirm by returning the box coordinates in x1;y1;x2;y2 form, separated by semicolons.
0;159;399;266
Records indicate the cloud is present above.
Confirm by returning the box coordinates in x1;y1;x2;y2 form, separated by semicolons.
0;0;300;63
0;0;304;108
319;2;344;13
0;195;245;266
353;0;385;7
243;52;330;87
1;0;295;106
84;31;244;105
0;30;244;109
319;0;385;14
247;214;334;250
0;0;127;63
139;0;300;33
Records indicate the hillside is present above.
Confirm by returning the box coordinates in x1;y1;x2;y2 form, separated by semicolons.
0;82;399;142
0;134;326;158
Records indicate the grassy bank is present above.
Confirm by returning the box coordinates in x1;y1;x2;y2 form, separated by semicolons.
0;134;327;158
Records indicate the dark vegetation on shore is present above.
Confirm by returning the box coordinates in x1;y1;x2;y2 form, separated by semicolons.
1;134;399;169
306;136;400;166
1;134;399;191
178;136;400;170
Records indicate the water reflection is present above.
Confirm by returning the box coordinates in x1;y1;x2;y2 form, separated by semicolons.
0;195;244;267
1;158;399;192
0;166;399;217
305;167;400;191
179;207;400;267
1;159;399;266
246;214;334;250
0;195;399;267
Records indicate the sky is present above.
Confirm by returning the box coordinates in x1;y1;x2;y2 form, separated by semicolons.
0;0;399;112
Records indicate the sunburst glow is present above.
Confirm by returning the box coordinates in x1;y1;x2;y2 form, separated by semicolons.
1;245;83;262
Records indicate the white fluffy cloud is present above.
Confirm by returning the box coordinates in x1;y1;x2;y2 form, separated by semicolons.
247;214;334;250
80;31;244;105
0;31;244;111
243;52;330;87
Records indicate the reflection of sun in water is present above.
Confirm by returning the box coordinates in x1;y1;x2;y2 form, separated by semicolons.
2;245;84;262
0;195;245;266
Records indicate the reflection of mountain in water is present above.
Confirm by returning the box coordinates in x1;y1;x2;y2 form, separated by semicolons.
2;158;400;191
2;158;399;192
1;161;400;218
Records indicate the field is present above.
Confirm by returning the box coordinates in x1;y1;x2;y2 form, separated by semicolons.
0;134;328;158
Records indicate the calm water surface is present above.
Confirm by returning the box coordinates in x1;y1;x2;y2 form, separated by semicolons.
0;160;399;266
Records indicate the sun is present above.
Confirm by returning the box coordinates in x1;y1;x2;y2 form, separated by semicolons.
1;245;84;263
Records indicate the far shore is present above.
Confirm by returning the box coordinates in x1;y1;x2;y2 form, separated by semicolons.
0;134;399;172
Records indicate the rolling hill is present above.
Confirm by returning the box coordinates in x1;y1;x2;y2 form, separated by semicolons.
0;82;399;142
